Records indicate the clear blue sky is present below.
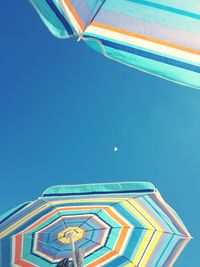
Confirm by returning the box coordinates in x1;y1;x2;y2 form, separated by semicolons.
0;2;199;266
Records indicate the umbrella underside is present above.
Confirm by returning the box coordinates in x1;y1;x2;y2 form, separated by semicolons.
0;182;191;267
29;0;200;89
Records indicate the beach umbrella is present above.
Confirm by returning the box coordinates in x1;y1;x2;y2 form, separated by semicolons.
0;182;191;266
29;0;200;89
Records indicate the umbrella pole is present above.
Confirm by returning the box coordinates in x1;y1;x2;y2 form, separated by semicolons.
69;233;78;267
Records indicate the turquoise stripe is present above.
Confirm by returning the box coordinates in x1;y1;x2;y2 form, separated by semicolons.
154;234;175;267
126;229;148;261
102;0;200;34
85;31;200;69
43;182;155;196
30;0;74;38
128;0;200;20
84;247;110;265
156;235;183;265
85;39;200;89
148;0;200;14
0;202;30;224
22;235;51;267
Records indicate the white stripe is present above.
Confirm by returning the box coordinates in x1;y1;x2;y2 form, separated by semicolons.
98;253;118;267
58;0;83;34
106;207;132;254
12;236;21;267
12;236;37;267
86;25;200;65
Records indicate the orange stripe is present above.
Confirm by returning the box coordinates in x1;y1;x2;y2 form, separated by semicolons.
21;210;58;233
104;207;130;253
14;205;129;266
91;22;200;56
63;0;84;30
15;235;36;267
86;251;116;267
105;207;129;228
115;227;130;253
20;205;107;234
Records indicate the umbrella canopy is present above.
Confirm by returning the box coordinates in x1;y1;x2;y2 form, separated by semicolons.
29;0;200;89
0;182;191;267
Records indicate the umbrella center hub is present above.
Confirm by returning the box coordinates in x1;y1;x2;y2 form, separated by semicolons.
57;227;84;244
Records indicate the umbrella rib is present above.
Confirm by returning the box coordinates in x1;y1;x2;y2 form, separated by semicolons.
143;195;190;238
24;195;189;265
78;0;106;40
75;194;151;229
86;244;138;267
82;227;190;239
91;193;190;238
64;191;187;238
78;208;103;228
75;235;138;266
84;0;106;30
82;229;189;267
41;198;68;230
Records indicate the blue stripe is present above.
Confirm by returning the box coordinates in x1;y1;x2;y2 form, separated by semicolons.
0;238;12;267
144;196;175;234
114;204;144;228
31;234;55;264
46;0;74;35
128;0;200;20
88;37;200;74
123;228;146;260
155;234;174;267
104;256;129;266
138;231;156;265
3;206;54;237
163;238;184;266
0;202;30;224
43;189;154;197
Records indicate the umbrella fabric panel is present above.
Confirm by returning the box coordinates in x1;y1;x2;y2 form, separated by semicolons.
147;193;190;236
29;0;76;38
0;202;31;225
84;34;200;89
146;0;200;13
83;0;200;89
29;0;200;89
0;183;191;267
0;199;56;238
83;247;135;267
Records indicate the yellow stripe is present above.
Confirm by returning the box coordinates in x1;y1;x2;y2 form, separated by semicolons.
0;204;49;238
132;230;154;265
130;199;163;231
50;197;129;205
124;199;163;265
1;198;128;238
123;201;154;264
125;262;137;267
140;231;163;266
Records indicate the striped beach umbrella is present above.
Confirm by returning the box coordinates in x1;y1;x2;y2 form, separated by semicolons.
0;182;191;266
29;0;200;89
